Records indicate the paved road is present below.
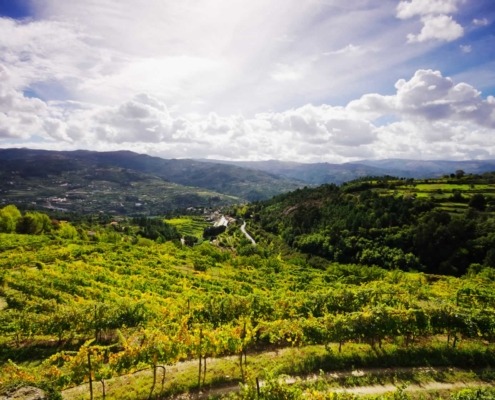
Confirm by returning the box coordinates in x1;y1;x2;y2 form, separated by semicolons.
240;220;256;245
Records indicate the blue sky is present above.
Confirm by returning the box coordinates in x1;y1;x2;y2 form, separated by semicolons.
0;1;30;19
1;0;495;162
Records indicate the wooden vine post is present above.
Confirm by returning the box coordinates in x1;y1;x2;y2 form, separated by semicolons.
197;327;203;392
87;349;94;400
148;354;158;400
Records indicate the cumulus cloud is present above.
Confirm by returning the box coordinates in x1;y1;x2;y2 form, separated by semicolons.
407;15;463;43
93;95;175;143
1;1;494;162
0;65;48;139
2;66;495;161
255;105;376;147
351;69;495;128
396;0;459;19
397;0;464;43
393;70;495;127
349;70;495;158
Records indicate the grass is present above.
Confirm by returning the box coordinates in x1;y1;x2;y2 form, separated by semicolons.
378;179;495;215
413;184;481;192
60;339;495;400
165;217;210;238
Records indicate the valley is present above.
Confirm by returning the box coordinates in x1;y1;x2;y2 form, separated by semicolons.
1;151;495;399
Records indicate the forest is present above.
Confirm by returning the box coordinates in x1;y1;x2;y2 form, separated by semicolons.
1;172;495;400
250;172;495;275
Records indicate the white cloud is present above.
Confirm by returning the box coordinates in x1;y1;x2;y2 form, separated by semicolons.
270;63;304;82
0;1;439;116
396;0;459;19
407;15;463;43
348;70;495;159
473;18;489;26
0;65;49;139
352;69;495;128
0;17;101;93
324;44;365;56
1;1;494;162
2;66;495;161
92;95;176;143
397;0;464;43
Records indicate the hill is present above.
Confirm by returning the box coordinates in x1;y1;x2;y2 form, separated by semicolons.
242;173;495;276
0;148;303;214
1;204;495;398
3;149;495;215
201;158;495;184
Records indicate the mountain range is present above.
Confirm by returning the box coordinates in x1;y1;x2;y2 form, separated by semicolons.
200;158;495;184
1;148;495;214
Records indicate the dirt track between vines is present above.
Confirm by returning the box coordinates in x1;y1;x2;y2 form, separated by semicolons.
189;366;493;399
62;351;495;400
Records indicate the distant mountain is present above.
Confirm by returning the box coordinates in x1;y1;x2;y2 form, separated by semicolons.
198;159;386;184
2;148;495;215
200;158;495;184
0;148;303;214
356;159;495;177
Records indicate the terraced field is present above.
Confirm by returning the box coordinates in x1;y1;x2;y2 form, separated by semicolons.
375;177;495;214
164;216;211;238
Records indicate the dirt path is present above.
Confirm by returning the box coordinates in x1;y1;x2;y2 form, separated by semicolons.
193;373;493;399
62;355;242;399
335;381;491;396
62;361;494;400
195;366;494;399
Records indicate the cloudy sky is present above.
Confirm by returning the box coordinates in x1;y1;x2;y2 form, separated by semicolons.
1;0;494;162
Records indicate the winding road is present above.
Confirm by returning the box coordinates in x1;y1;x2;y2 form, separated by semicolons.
240;220;256;245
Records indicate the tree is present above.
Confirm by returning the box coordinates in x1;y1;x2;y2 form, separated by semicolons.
183;235;198;247
0;205;22;233
16;211;52;234
469;194;486;211
58;221;79;239
134;217;180;241
203;225;226;239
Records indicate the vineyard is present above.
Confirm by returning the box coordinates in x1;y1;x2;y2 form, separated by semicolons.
1;173;495;399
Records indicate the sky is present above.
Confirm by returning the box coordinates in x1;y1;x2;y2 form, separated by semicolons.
0;0;495;163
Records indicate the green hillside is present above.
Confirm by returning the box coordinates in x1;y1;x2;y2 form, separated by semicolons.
0;165;239;215
0;149;302;214
246;172;495;276
2;170;495;398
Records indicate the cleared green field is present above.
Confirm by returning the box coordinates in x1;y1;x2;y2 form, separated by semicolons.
165;216;210;238
373;177;495;215
413;183;495;192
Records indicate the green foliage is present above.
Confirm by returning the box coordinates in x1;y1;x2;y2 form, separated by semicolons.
16;211;52;234
133;216;180;241
451;388;495;400
57;221;79;239
0;205;22;233
469;193;487;211
250;174;495;275
165;216;210;239
2;199;495;397
204;225;227;239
